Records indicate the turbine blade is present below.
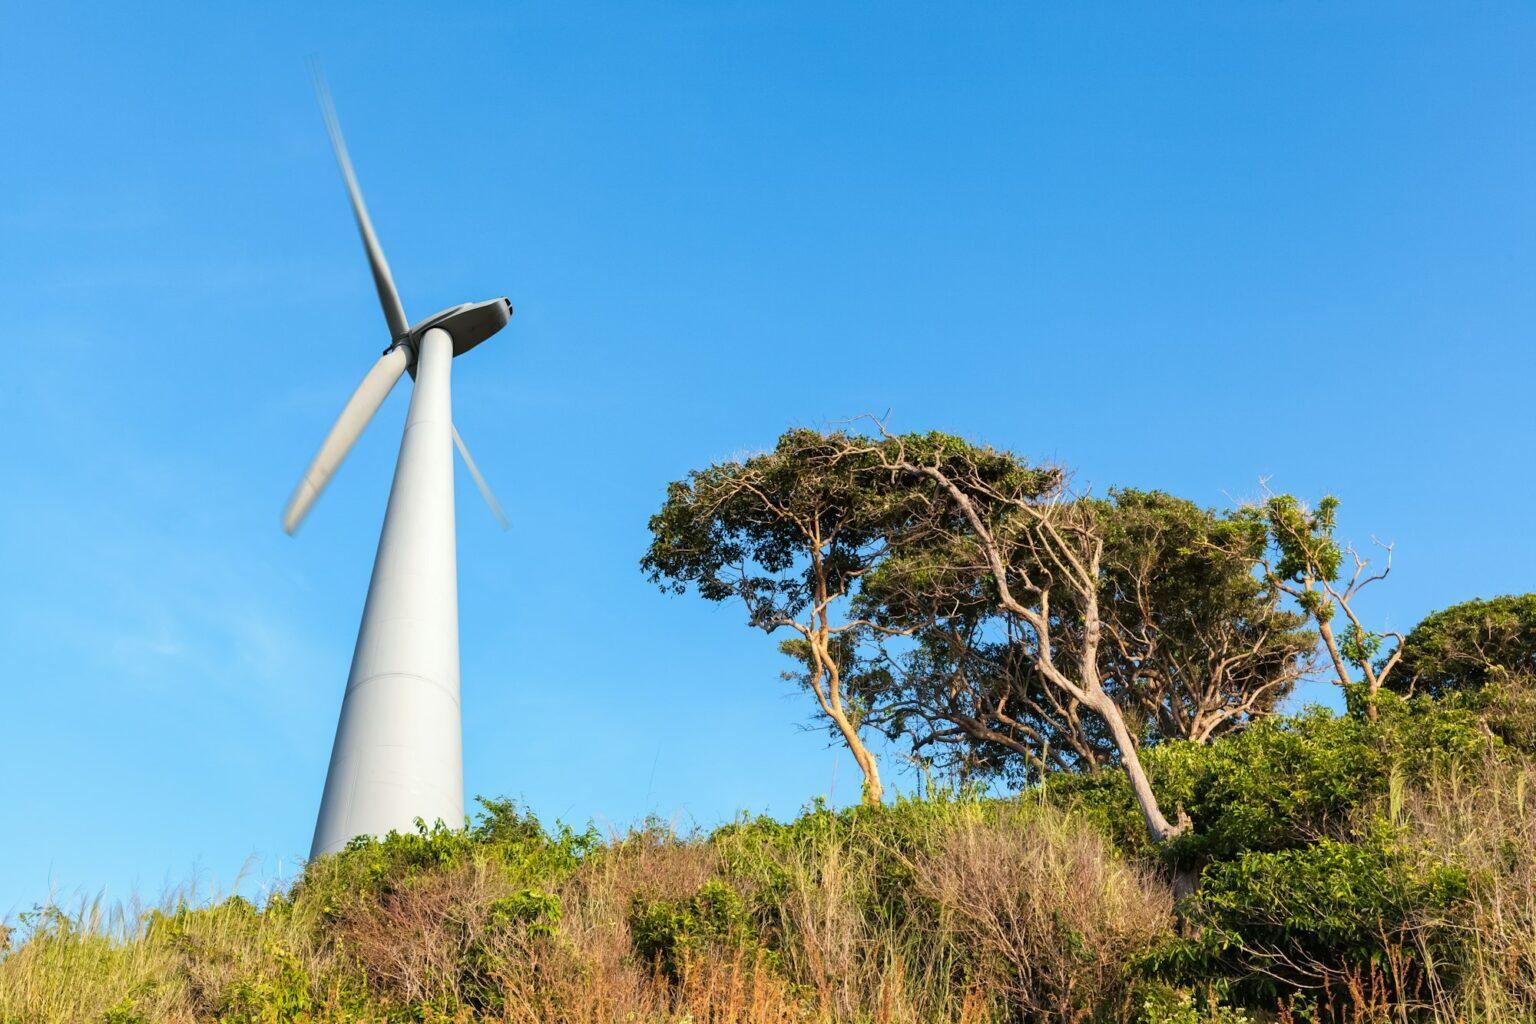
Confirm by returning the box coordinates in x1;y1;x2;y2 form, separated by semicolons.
308;58;410;341
283;346;411;535
452;425;510;530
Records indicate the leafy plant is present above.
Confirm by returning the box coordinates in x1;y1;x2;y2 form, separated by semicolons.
1140;986;1254;1024
1147;828;1468;1004
628;880;761;980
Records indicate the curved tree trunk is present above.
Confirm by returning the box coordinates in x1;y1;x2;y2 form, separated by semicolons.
1087;690;1188;843
813;642;884;807
827;706;884;806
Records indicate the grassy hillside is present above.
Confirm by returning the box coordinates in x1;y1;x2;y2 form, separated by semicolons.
5;687;1536;1024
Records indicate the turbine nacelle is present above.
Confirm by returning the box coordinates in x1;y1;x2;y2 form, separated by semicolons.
400;297;513;359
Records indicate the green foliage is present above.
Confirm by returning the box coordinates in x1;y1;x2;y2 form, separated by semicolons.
640;425;1058;647
628;880;761;979
640;428;933;622
99;1003;149;1024
1201;830;1465;951
1157;710;1388;864
1251;494;1343;593
1439;674;1536;756
1042;696;1517;1009
1090;489;1314;741
857;486;1314;785
1339;622;1383;668
1051;709;1375;862
1394;594;1536;697
486;888;562;940
1053;697;1501;864
297;797;597;919
640;429;1054;802
217;941;325;1023
1145;829;1468;1002
1139;986;1254;1024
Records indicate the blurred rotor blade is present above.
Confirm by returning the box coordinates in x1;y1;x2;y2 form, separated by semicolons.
452;425;510;530
283;346;411;535
308;58;410;341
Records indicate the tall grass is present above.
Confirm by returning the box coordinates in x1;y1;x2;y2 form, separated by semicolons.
0;798;1177;1023
1401;755;1536;1021
0;889;330;1024
7;752;1536;1023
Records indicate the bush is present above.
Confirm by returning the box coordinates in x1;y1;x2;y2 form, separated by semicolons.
1392;594;1536;697
1051;698;1502;867
1139;987;1254;1024
295;798;597;920
1145;828;1468;1001
628;879;760;980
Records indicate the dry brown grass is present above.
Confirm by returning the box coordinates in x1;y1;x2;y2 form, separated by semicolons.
911;809;1174;1024
0;804;1180;1024
326;824;815;1023
493;945;809;1024
332;861;501;1007
756;825;876;1019
1400;756;1536;1021
0;806;1183;1023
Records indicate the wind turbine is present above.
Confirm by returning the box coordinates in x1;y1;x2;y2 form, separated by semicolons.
285;67;511;859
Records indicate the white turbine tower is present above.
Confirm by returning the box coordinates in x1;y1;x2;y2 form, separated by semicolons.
285;68;511;859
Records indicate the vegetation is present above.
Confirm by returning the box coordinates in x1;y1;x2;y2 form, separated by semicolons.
7;690;1536;1022
1390;594;1536;698
647;429;1329;845
855;488;1311;784
9;424;1536;1022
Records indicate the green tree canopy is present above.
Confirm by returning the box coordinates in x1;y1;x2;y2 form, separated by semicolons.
857;489;1314;783
1091;489;1315;744
1241;494;1403;719
1392;595;1536;697
640;428;1060;806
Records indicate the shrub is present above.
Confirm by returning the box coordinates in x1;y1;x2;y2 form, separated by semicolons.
1392;594;1536;697
628;879;760;980
486;888;562;939
1139;986;1254;1024
1051;698;1502;867
1144;827;1469;1005
1435;673;1536;757
296;798;597;921
217;940;326;1023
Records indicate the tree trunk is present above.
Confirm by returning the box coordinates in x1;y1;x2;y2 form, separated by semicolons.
1091;691;1189;843
825;706;884;806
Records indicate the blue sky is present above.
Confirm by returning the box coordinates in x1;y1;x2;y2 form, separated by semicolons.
3;2;1534;911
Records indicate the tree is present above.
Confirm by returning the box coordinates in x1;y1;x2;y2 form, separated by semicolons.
856;428;1192;843
1391;594;1536;697
1246;494;1402;721
640;429;922;806
857;491;1313;785
1090;489;1314;744
854;613;1117;785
